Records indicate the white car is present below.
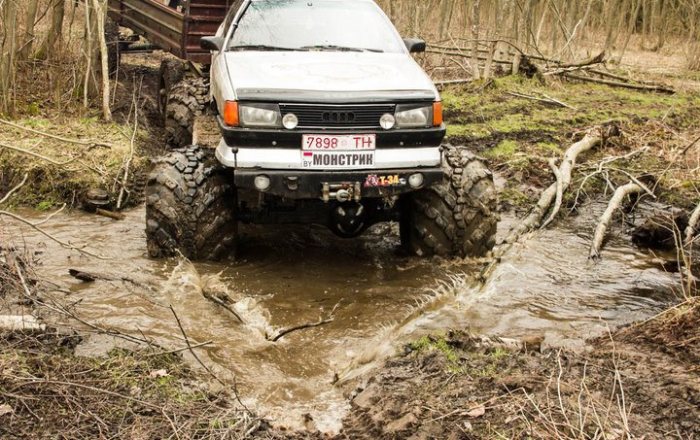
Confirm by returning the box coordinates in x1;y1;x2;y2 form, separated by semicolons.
146;0;497;261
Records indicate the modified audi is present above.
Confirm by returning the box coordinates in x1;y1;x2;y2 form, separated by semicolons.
139;0;498;260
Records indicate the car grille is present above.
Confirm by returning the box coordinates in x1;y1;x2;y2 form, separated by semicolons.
279;104;396;129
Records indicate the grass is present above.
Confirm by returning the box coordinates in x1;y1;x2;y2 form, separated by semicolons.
0;115;151;208
441;75;700;209
0;333;252;439
408;333;513;377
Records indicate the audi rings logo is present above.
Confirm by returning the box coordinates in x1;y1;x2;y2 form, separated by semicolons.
322;111;356;123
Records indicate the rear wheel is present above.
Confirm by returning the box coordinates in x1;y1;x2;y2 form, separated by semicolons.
164;73;209;148
157;59;187;123
400;146;498;258
145;145;237;260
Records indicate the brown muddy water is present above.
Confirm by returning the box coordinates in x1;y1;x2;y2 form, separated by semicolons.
1;205;679;432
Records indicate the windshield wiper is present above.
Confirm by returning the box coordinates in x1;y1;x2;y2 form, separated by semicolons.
229;44;302;52
300;44;384;53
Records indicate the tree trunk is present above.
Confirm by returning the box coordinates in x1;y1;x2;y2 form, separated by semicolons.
92;0;112;121
20;0;40;60
0;0;18;114
39;0;66;59
470;0;481;79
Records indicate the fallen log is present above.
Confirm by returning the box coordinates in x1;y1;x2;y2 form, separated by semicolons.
434;78;476;86
506;91;576;109
95;208;125;221
557;51;606;69
544;51;606;76
541;159;563;228
425;48;513;65
504;129;603;243
564;73;675;94
590;182;644;259
686;203;700;246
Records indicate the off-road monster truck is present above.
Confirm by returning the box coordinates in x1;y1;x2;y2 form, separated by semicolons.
145;0;498;260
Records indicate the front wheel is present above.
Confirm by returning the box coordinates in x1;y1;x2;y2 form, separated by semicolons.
400;146;498;258
145;145;237;260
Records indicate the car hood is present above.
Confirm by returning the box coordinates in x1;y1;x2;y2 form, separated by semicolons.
223;51;438;102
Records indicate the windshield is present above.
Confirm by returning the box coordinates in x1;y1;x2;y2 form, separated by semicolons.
229;0;405;53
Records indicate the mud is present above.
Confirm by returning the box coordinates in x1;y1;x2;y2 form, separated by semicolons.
317;314;700;440
1;199;683;433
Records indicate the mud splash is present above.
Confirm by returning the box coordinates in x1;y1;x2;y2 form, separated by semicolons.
1;204;678;432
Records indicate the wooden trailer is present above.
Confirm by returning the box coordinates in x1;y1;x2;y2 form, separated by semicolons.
107;0;233;64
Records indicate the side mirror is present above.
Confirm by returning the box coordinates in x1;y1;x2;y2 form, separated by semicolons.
200;36;225;52
403;38;426;53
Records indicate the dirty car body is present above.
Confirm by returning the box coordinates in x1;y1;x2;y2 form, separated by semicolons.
202;0;445;235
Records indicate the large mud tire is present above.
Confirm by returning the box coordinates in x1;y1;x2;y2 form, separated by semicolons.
401;146;498;258
164;75;209;148
145;145;237;260
157;59;187;121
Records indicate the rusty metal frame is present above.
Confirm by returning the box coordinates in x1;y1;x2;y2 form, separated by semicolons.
108;0;231;64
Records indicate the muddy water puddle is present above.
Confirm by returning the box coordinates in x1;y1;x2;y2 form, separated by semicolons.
1;205;679;432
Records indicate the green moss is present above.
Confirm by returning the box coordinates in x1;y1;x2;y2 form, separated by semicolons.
409;335;460;366
0;116;152;208
36;200;55;211
499;187;532;207
446;123;490;139
535;141;562;155
485;140;518;159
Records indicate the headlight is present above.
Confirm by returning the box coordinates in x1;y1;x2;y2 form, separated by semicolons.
395;104;432;128
239;104;281;127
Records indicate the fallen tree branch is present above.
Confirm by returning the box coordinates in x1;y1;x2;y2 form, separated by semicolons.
267;302;341;342
169;305;226;387
686;202;700;246
0;173;28;205
434;78;476;86
506;92;576;109
95;208;125;221
541;159;563;228
570;147;649;211
0;141;76;165
544;52;607;76
0;208;106;259
564;74;675;94
680;134;700;156
589;182;644;259
504;130;603;243
425;48;513;65
0;118;113;149
557;51;606;69
202;290;244;324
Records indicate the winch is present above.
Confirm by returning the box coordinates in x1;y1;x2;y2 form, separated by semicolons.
321;182;362;203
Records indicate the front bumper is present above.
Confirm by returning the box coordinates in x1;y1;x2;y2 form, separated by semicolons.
233;168;444;200
216;142;442;170
218;116;446;149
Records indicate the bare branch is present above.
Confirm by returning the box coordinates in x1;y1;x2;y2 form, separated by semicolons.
541;159;563;228
590;182;644;259
0;173;28;205
686;202;700;246
0;118;113;149
0;141;76;165
0;207;107;259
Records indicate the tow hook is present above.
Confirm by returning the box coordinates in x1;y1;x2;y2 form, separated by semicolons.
322;182;362;203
